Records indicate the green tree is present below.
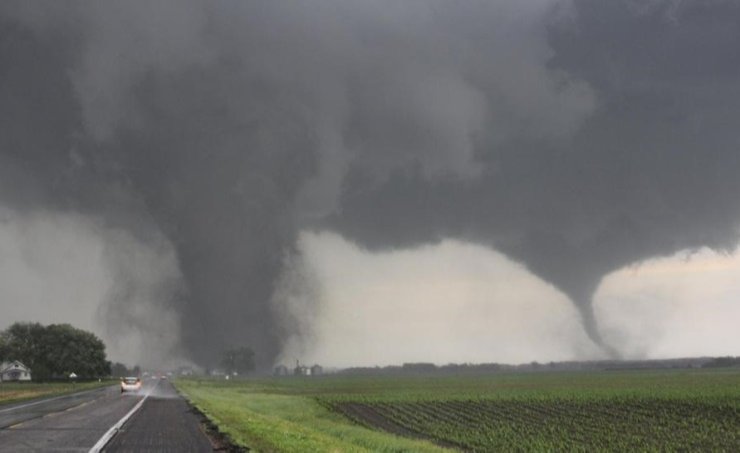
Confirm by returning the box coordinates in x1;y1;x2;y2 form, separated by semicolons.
111;362;140;377
0;322;111;380
221;346;255;375
111;362;128;377
0;322;48;377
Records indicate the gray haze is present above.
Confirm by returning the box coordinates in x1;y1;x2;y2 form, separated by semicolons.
2;0;740;367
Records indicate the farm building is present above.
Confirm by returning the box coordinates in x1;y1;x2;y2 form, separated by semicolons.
273;364;289;376
292;360;323;377
0;361;32;382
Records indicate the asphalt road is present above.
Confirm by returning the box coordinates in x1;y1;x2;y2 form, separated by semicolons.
0;379;214;452
104;379;214;452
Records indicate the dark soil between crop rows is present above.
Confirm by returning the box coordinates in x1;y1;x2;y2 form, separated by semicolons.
330;402;464;451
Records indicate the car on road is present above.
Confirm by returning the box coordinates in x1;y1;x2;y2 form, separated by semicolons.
120;376;142;393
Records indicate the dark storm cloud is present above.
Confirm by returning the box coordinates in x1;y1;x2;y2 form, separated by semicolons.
2;0;740;365
332;0;740;352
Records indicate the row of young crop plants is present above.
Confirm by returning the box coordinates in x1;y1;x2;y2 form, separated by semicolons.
324;396;740;451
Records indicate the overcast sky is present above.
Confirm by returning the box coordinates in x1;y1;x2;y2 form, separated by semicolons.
1;0;739;368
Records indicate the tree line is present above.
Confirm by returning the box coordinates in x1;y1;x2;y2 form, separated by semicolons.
111;362;141;378
0;322;111;381
220;346;255;375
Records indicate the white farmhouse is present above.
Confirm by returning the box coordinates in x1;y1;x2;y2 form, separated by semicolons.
0;361;32;382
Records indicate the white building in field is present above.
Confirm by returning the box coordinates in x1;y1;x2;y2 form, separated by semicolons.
0;361;32;382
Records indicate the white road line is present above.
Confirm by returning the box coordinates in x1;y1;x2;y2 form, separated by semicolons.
0;387;109;414
88;380;160;453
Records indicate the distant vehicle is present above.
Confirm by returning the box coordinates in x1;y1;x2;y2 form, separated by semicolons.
120;376;142;393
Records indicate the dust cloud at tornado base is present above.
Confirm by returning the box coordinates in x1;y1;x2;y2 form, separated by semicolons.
2;1;740;367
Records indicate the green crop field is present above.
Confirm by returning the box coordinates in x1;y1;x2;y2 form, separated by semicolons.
176;368;740;452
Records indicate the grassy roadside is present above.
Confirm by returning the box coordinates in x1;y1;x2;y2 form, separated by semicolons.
0;380;113;406
175;379;452;452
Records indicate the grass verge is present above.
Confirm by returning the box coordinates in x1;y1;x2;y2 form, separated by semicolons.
0;380;113;406
175;379;452;452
